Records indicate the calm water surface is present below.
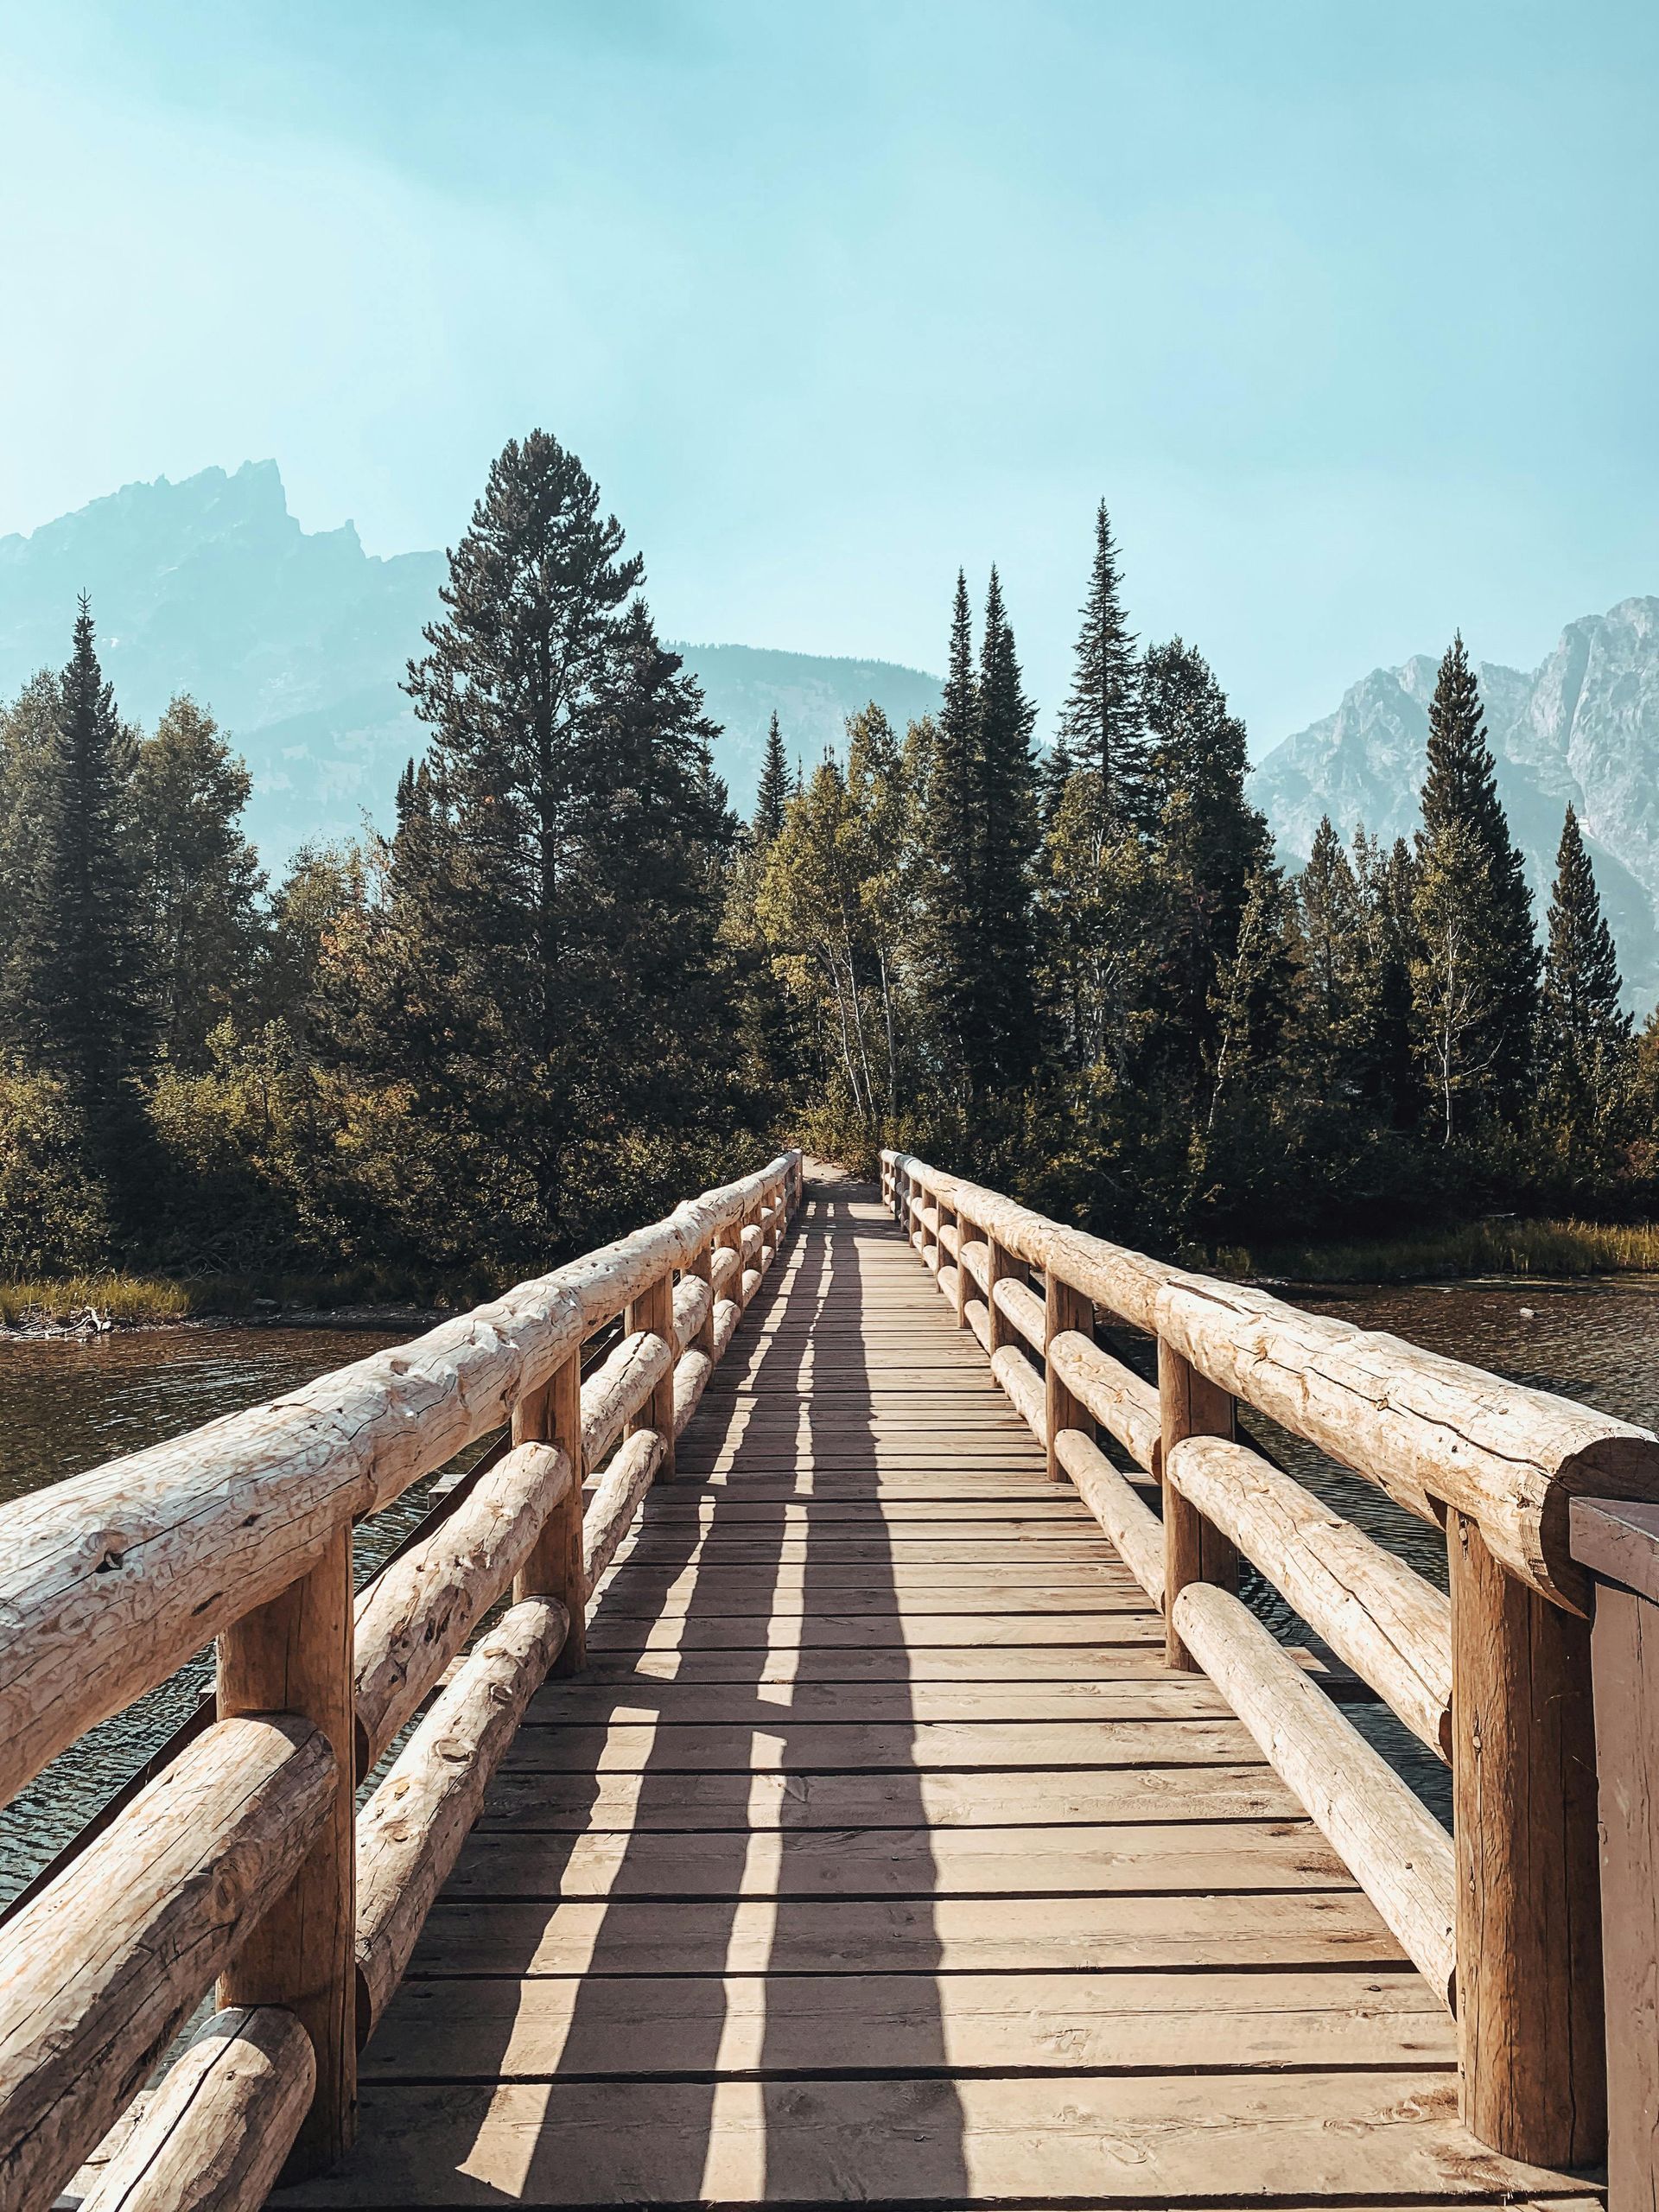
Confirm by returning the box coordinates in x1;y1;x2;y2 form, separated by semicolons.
3;1281;1656;1891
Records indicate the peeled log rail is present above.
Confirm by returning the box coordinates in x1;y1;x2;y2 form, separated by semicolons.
991;1274;1047;1355
1172;1581;1458;2007
581;1330;673;1471
672;1349;715;1439
1154;1274;1659;1611
964;1298;992;1356
712;1297;741;1359
1047;1330;1160;1474
1055;1427;1166;1603
76;2006;315;2212
709;1244;741;1303
0;1715;335;2212
353;1441;572;1777
1166;1435;1453;1759
583;1429;668;1594
958;1238;990;1297
991;1344;1046;1446
671;1274;712;1355
354;1599;567;2045
0;1152;795;1813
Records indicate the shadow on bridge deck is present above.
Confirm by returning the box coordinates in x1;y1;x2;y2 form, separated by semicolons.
275;1177;1599;2209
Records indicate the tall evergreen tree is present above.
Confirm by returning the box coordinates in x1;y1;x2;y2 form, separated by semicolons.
365;429;737;1255
1535;802;1633;1170
1353;831;1421;1126
970;567;1040;1088
1141;638;1269;1084
6;601;150;1174
1058;500;1144;829
1411;634;1539;1141
132;696;265;1067
1294;817;1369;1091
922;571;982;1090
753;710;791;845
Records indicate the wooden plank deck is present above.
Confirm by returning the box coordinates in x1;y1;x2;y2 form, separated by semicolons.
276;1179;1602;2208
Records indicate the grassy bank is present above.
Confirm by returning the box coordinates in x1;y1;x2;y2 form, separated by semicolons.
1229;1217;1659;1286
0;1262;509;1331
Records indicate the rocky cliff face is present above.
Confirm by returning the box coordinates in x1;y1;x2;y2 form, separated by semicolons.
1248;597;1659;1010
0;463;940;864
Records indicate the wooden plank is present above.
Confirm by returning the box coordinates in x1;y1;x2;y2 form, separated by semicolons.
569;1642;1173;1681
361;1966;1453;2081
475;1762;1299;1832
442;1817;1351;1898
586;1610;1166;1648
397;1886;1410;1978
498;1716;1262;1772
522;1678;1232;1725
270;2068;1583;2208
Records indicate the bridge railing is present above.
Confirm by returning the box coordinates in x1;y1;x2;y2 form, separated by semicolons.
883;1147;1653;2174
0;1148;802;2209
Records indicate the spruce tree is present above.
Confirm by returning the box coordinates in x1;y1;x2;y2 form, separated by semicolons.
1295;817;1368;1090
8;600;150;1173
132;696;265;1067
1410;634;1539;1141
972;567;1040;1088
1536;802;1633;1171
753;710;790;845
1353;831;1420;1126
1058;500;1143;829
378;430;738;1256
922;571;982;1090
1141;638;1269;1086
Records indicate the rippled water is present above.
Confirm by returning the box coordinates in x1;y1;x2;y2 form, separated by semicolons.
0;1325;427;1904
3;1281;1656;1892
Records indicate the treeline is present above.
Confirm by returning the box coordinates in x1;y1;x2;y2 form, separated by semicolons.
2;440;1654;1291
0;435;768;1285
733;505;1656;1254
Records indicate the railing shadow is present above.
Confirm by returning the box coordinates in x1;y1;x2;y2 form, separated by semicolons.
379;1176;969;2201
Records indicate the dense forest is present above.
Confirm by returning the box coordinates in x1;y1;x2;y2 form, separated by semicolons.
1;429;1654;1298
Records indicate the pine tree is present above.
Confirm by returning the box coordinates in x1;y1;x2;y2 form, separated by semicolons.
132;696;266;1067
1141;638;1270;1086
1353;831;1420;1126
1411;634;1539;1142
753;711;791;845
1058;500;1144;830
1295;817;1368;1090
970;567;1040;1088
7;601;150;1171
1535;802;1633;1173
370;430;741;1256
922;571;982;1090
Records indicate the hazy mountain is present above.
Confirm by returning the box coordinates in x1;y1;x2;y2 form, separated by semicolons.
0;462;940;862
1249;597;1659;1010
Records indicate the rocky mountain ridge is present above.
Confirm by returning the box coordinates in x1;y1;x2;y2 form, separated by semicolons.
1247;595;1659;1009
0;462;939;861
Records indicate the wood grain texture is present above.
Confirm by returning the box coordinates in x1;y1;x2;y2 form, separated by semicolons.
1160;1337;1237;1669
512;1349;587;1675
77;2006;315;2212
0;1716;334;2211
353;1440;570;1774
1166;1433;1452;1757
1449;1510;1605;2168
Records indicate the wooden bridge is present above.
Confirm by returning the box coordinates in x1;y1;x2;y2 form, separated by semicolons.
3;1153;1657;2208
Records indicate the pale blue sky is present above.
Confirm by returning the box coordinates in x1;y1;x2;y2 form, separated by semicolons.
2;1;1656;749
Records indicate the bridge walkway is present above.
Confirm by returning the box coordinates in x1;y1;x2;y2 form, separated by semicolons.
278;1178;1597;2207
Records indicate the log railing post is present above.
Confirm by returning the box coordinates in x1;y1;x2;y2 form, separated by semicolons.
987;1236;1023;1356
512;1344;586;1676
689;1236;715;1358
953;1208;973;1332
1158;1338;1236;1671
627;1268;677;1480
215;1529;356;2178
1045;1273;1095;1484
1447;1510;1605;2168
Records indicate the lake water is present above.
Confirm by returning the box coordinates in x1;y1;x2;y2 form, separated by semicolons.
3;1278;1656;1893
